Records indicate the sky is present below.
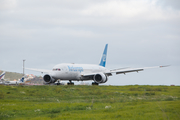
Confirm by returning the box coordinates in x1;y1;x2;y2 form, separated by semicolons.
0;0;180;85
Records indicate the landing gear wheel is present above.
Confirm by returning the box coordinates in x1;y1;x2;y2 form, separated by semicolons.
57;80;60;85
67;80;74;85
67;82;74;85
92;82;99;85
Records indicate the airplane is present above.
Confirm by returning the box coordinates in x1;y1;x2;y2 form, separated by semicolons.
26;44;169;85
4;77;25;85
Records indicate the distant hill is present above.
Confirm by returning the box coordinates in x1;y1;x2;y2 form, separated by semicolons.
0;70;23;81
0;70;43;84
27;77;44;84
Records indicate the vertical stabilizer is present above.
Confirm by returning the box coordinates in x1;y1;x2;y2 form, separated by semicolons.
0;72;5;80
19;77;24;83
99;44;108;67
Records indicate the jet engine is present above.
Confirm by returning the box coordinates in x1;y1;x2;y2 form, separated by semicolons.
93;73;108;83
43;74;56;84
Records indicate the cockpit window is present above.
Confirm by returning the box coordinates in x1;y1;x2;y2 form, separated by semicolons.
53;68;61;71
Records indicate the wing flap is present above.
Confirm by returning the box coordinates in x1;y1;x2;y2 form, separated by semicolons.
115;69;143;74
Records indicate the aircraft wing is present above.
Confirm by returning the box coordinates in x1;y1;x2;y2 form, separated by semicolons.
81;65;169;77
82;73;99;77
25;68;51;73
107;65;169;75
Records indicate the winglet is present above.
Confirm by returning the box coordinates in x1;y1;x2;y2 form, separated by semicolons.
99;44;108;67
159;65;171;68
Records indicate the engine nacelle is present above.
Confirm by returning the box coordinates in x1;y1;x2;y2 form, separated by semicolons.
43;74;56;84
93;73;108;83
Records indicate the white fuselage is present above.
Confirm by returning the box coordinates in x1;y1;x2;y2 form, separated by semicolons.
4;81;23;85
49;63;110;81
4;77;24;85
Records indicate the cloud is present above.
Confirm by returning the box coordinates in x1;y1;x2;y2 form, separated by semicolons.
81;0;180;23
0;0;17;10
1;0;179;30
159;0;180;10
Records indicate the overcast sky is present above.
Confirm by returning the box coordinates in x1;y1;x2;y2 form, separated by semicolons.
0;0;180;85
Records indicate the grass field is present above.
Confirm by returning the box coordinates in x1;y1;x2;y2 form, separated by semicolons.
0;85;179;120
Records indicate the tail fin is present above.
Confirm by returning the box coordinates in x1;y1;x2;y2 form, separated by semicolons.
19;77;24;82
99;44;108;67
0;72;5;80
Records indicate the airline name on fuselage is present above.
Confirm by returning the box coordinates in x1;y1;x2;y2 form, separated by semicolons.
68;66;83;73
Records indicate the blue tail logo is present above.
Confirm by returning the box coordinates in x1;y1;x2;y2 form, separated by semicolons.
99;44;108;67
20;77;24;82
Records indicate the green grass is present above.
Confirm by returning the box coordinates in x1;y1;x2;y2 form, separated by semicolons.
0;85;179;120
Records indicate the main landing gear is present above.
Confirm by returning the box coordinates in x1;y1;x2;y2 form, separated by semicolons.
67;80;74;85
92;82;99;85
54;80;64;85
